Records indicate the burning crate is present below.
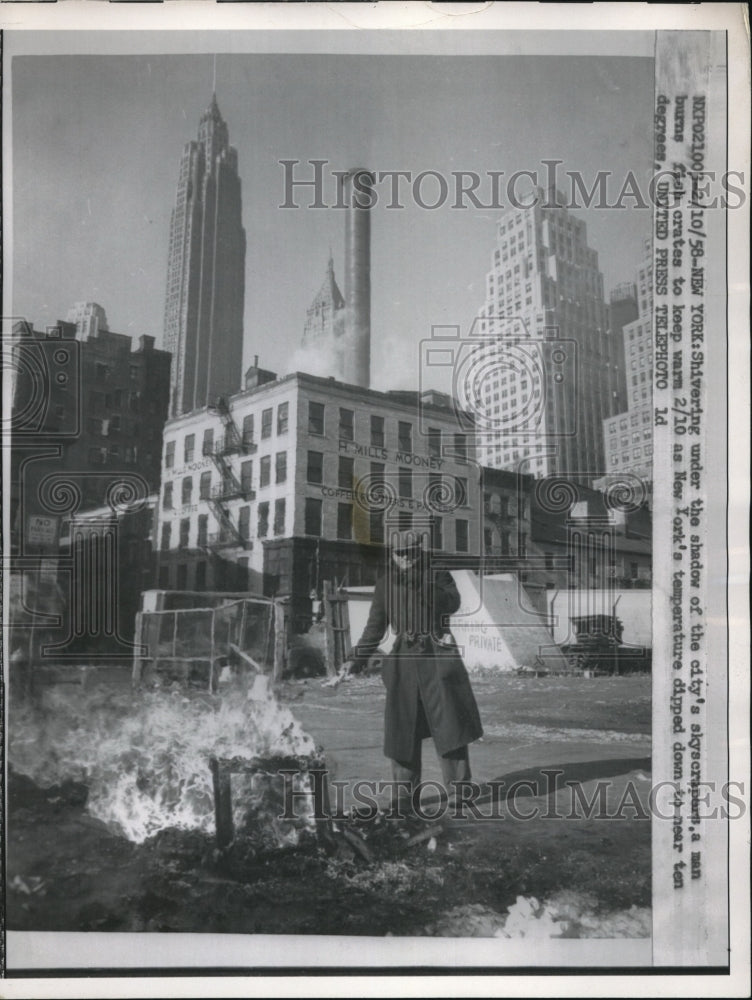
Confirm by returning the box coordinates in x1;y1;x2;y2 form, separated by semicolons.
209;752;330;854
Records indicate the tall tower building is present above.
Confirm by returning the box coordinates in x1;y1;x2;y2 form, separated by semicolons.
66;301;109;340
163;94;246;417
473;188;625;480
600;238;654;500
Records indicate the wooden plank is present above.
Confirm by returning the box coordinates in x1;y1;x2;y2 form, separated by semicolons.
131;612;144;687
322;580;337;677
228;642;262;673
272;599;286;685
210;757;234;849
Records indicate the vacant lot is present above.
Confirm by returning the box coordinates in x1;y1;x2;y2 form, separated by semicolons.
7;670;651;940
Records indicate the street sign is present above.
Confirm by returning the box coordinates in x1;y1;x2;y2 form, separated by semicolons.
27;514;59;546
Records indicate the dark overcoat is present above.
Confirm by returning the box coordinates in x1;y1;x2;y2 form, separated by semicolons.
350;561;483;762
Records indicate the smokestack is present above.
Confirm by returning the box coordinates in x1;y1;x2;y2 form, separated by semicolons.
342;168;373;388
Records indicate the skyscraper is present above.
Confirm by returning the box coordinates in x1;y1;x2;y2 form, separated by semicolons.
66;301;109;340
163;94;246;417
600;238;654;499
473;188;625;480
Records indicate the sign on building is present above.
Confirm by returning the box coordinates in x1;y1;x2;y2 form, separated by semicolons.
26;514;59;546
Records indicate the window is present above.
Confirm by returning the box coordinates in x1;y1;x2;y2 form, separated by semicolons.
337;503;352;540
455;519;469;552
95;362;109;381
202;428;214;456
398;421;412;453
261;408;273;439
630;562;639;580
181;477;192;506
500;530;510;556
258;502;269;538
274;498;286;536
197;514;208;547
165;440;175;469
238;506;251;540
242;414;254;447
179;519;190;549
371;415;385;448
307;451;324;485
158;565;170;589
161;523;171;550
339;408;354;442
163;482;173;510
305;498;322;536
184;434;195;464
399;467;412;499
308;401;325;436
195;561;207;590
275;452;287;484
428;428;442;459
277;402;289;435
240;460;253;495
260;456;271;488
432;516;443;550
339;456;354;490
199;471;211;500
484;527;493;552
455;476;468;507
176;564;188;591
369;509;384;544
454;433;468;463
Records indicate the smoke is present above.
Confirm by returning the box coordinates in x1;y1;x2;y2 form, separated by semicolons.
289;338;344;381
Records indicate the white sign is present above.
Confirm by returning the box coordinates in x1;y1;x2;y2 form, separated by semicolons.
27;514;58;546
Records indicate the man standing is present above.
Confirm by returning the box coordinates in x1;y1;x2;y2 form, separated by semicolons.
346;529;483;815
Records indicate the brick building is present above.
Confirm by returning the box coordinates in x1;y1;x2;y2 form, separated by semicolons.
9;317;170;552
155;367;480;622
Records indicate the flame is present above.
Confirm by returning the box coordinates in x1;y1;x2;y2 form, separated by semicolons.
8;676;316;845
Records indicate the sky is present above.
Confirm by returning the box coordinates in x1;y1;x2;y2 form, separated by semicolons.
10;48;655;392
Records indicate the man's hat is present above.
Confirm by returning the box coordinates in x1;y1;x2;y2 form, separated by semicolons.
390;528;426;555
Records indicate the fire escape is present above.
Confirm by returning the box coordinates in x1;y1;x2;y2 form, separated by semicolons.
205;397;256;550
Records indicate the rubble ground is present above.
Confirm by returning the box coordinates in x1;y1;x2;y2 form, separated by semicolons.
6;670;651;938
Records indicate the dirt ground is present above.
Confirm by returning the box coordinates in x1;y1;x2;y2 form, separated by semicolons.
6;669;651;939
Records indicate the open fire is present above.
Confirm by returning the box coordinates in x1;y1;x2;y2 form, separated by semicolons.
8;674;317;845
